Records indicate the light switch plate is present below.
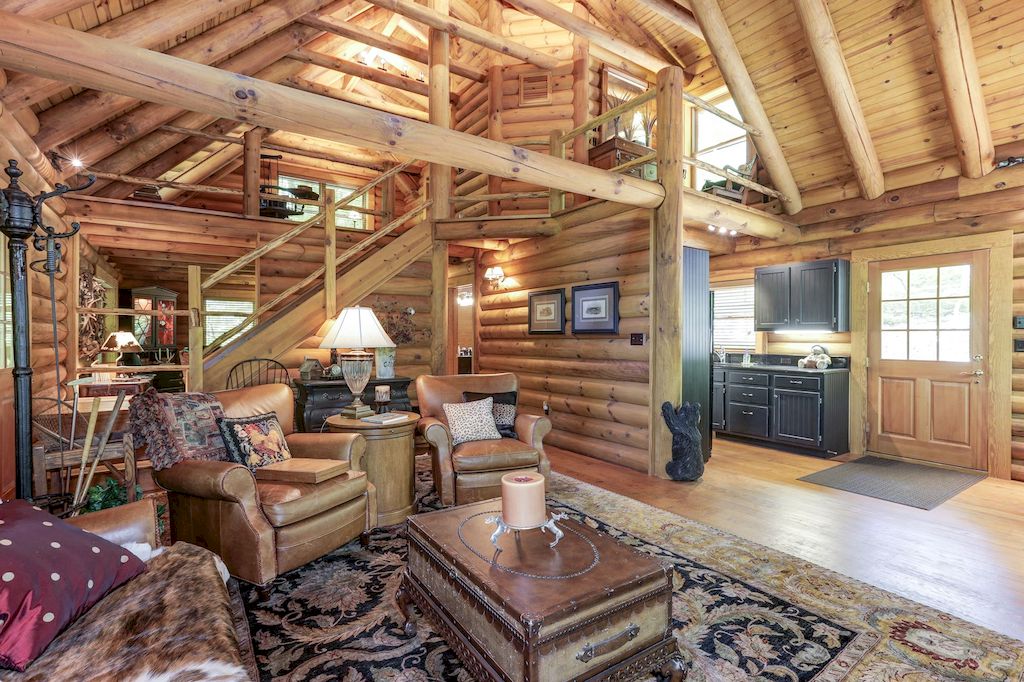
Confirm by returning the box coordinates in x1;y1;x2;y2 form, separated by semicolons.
630;333;646;346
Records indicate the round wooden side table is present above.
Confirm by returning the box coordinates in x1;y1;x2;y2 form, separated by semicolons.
326;411;419;527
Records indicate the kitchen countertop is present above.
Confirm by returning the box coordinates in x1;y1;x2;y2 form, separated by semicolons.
714;362;850;374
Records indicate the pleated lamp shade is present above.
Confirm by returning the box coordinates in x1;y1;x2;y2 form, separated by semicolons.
319;306;395;351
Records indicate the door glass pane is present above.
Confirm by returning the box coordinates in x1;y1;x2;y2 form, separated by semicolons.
908;268;937;298
909;331;937;360
881;301;907;329
881;271;908;300
938;298;970;329
881;331;907;360
908;299;937;329
939;330;970;362
939;264;970;297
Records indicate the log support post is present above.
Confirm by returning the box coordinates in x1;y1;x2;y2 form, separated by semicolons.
485;0;503;217
187;265;204;391
323;188;337;319
549;130;566;214
242;128;263;217
650;66;686;478
429;0;452;375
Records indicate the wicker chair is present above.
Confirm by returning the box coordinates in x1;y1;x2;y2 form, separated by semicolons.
225;358;292;390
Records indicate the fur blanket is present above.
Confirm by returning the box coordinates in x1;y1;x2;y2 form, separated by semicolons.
4;543;248;682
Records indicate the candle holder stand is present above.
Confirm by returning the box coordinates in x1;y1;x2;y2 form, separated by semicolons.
483;511;568;555
373;399;392;414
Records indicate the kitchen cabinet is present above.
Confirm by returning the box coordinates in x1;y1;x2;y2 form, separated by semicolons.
711;380;726;430
772;388;821;447
754;259;849;332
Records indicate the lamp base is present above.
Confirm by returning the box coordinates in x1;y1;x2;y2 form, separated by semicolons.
339;399;374;419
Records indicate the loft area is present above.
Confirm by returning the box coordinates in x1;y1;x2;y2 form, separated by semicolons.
0;0;1021;679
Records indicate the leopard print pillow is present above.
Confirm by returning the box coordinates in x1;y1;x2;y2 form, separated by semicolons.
443;397;502;446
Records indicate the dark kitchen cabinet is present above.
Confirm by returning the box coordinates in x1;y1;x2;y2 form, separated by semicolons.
772;388;821;447
711;381;726;429
754;259;849;332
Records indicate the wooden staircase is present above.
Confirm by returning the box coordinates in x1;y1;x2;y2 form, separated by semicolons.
201;220;432;390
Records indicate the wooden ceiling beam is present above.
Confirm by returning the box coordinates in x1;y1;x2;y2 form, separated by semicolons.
688;0;802;214
361;0;559;70
625;0;702;40
791;0;883;200
683;188;799;243
0;0;86;19
0;12;665;207
297;12;485;82
504;0;670;74
36;0;340;153
285;75;428;121
2;0;257;110
921;0;994;179
289;47;454;102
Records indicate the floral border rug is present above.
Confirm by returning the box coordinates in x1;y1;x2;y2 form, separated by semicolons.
236;466;1024;681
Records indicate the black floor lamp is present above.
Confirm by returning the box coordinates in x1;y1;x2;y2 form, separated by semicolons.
0;160;93;499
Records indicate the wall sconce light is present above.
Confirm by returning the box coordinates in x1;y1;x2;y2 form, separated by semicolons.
484;266;505;283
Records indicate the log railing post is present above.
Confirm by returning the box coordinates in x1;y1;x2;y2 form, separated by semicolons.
242;128;263;217
650;66;686;478
323;188;337;319
187;264;204;391
428;0;451;375
548;130;566;214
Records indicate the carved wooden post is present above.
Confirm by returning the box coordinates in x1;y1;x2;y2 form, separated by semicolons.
323;188;337;319
187;265;204;391
650;66;686;478
242;127;263;216
429;0;451;375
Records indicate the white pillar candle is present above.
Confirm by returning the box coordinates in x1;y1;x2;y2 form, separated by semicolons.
501;472;546;528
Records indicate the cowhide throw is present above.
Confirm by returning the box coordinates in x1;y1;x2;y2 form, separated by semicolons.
9;543;247;682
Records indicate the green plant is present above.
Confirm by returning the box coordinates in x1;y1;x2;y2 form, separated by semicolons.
83;479;166;535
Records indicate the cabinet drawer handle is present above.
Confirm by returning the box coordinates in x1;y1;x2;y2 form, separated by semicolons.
741;410;754;416
576;623;639;663
743;377;754;381
789;380;802;384
742;392;753;397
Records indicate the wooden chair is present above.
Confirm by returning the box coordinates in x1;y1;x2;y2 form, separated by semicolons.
225;358;292;390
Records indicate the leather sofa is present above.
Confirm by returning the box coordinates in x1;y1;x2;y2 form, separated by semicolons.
416;373;552;506
154;383;376;587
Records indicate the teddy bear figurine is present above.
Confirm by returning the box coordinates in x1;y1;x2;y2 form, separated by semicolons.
798;344;832;369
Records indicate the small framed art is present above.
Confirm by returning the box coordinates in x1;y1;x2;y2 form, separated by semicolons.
528;289;566;334
572;282;619;334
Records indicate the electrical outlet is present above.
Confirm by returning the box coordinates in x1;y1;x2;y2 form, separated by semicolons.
1015;316;1024;329
543;401;550;415
630;333;646;346
1015;339;1024;352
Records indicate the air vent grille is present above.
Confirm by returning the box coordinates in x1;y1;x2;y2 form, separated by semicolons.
519;73;552;107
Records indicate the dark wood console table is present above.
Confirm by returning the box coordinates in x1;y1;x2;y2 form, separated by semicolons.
293;376;413;432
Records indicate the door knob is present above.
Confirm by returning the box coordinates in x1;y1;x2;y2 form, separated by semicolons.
959;369;985;376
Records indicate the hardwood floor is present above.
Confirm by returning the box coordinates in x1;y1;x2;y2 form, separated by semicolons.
547;436;1024;641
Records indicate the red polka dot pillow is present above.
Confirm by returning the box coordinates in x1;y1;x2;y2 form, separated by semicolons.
0;500;146;671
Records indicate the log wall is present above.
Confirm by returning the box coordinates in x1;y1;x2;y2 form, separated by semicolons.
476;204;651;471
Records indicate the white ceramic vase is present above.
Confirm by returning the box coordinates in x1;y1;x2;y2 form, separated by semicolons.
375;346;397;379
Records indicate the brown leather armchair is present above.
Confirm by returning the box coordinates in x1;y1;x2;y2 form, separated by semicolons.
153;384;376;587
416;373;552;506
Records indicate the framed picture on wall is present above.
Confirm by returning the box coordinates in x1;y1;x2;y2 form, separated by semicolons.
572;282;619;334
528;289;566;334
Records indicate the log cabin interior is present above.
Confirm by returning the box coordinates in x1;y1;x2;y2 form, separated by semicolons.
0;0;1022;678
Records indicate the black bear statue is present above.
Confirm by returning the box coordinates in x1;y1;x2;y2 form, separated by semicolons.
662;401;704;482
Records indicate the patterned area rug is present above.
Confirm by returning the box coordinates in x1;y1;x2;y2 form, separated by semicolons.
235;464;1024;681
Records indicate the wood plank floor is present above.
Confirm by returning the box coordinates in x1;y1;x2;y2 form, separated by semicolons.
547;436;1024;641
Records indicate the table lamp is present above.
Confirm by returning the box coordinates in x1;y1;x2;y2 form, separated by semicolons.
319;306;395;418
100;331;144;366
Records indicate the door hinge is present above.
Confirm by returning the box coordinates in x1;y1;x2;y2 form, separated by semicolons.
819;396;823;406
865;357;870;368
833;262;838;274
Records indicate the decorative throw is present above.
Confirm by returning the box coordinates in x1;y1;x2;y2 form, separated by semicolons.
129;388;227;471
0;501;147;671
443;397;502;446
463;390;518;438
217;413;292;470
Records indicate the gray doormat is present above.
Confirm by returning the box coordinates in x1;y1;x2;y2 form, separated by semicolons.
798;455;985;510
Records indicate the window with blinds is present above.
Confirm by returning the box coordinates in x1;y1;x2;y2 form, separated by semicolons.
204;299;255;346
713;285;755;350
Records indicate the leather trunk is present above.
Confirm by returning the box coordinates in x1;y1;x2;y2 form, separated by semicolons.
402;500;678;681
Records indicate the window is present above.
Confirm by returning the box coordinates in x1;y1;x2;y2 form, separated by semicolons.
204;299;255;346
601;67;655;147
693;98;749;190
880;265;971;361
0;234;10;368
279;175;368;230
713;284;755;350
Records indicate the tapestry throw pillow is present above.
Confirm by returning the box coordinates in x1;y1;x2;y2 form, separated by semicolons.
443;397;502;446
129;388;228;471
217;413;292;470
463;391;518;439
0;500;147;671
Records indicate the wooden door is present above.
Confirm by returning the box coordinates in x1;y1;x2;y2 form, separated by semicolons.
867;251;988;470
754;265;790;330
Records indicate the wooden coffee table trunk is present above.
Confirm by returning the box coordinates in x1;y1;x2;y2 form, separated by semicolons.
399;501;684;681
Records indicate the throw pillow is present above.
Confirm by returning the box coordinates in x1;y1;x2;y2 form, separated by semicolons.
129;389;228;471
443;397;502;446
463;391;518;439
217;413;292;470
0;501;147;671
